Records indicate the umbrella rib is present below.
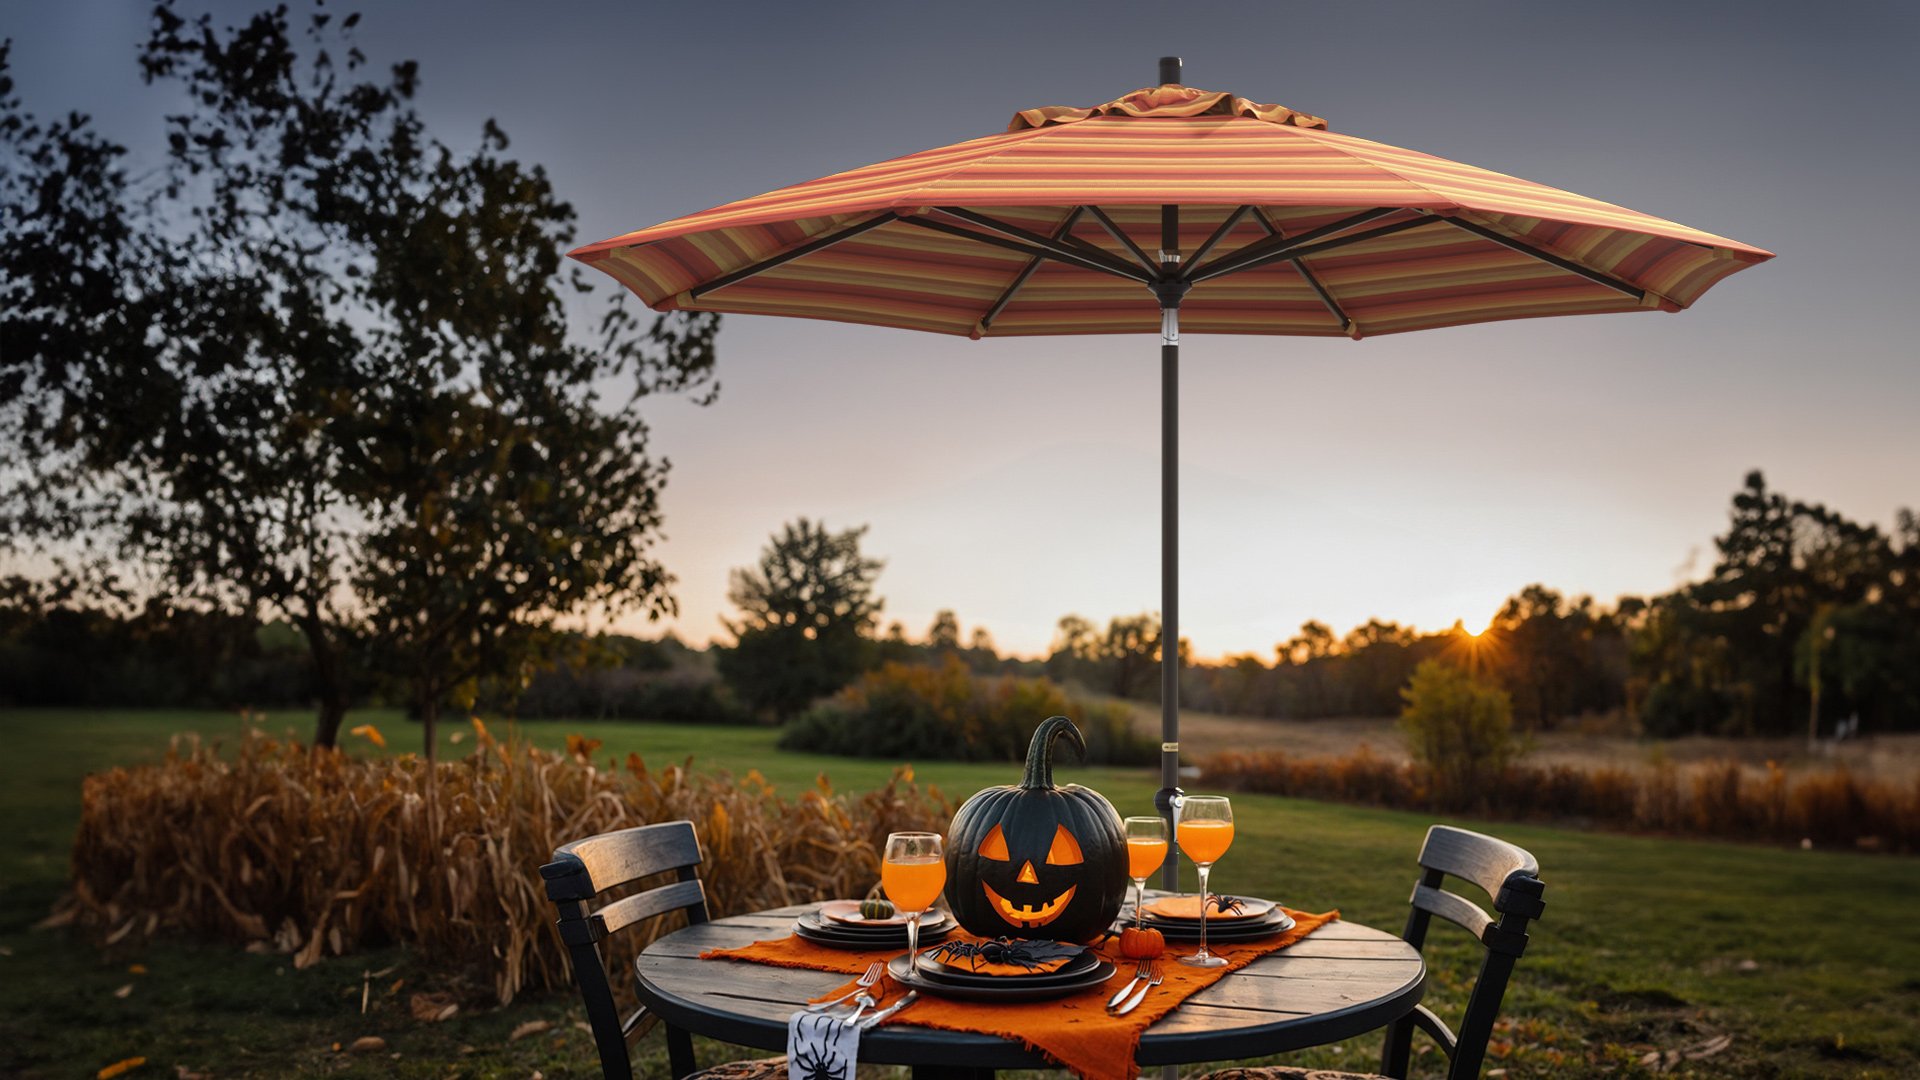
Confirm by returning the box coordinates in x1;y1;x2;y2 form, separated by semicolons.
1184;207;1399;283
897;213;1145;283
1185;206;1256;271
687;212;899;301
978;207;1088;334
1441;216;1647;300
1192;213;1440;284
933;207;1153;282
1085;206;1160;276
1253;209;1356;336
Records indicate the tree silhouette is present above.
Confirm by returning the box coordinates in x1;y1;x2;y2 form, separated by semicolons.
720;518;884;719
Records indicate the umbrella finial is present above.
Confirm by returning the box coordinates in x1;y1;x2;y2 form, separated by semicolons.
1159;56;1183;86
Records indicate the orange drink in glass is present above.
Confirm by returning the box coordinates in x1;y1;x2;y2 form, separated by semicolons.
1175;796;1233;968
882;832;946;965
1123;816;1168;929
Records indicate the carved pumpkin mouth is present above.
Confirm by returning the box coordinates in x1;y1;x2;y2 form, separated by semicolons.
980;881;1077;927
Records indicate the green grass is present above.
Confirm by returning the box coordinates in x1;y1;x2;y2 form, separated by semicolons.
3;708;1919;1078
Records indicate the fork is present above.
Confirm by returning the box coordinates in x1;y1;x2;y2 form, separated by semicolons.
1113;966;1163;1016
805;962;883;1012
1107;959;1153;1009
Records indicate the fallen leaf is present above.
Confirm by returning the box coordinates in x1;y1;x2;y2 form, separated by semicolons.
174;1068;211;1080
113;983;134;999
410;991;459;1023
0;945;14;956
509;1019;552;1041
97;1058;146;1078
128;964;148;975
349;1036;386;1053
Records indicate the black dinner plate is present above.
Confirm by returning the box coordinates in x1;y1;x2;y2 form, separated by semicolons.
887;953;1114;1002
795;911;952;940
1132;912;1295;943
1135;896;1280;923
912;947;1098;986
793;918;953;951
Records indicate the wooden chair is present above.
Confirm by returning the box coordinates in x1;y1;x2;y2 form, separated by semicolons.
1195;824;1546;1080
540;821;785;1080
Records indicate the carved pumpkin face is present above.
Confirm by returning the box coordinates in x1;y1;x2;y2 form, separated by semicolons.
945;716;1128;942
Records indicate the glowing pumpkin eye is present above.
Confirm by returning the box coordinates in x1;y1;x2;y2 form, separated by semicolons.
978;824;1010;861
1045;825;1083;866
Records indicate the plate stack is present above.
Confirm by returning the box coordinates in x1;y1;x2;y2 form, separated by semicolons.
1125;894;1295;943
793;900;956;951
886;940;1116;1002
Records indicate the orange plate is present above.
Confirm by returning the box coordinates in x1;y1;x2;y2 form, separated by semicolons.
818;899;924;927
1140;895;1277;922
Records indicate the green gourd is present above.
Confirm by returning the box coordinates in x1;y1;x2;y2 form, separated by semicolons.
859;897;896;920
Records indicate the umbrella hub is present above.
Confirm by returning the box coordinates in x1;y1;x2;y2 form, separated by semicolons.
1008;85;1328;132
1149;277;1191;310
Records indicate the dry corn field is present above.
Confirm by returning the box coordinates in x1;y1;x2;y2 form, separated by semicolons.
1203;748;1920;852
62;721;950;1005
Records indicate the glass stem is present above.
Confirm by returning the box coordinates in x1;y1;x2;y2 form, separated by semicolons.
1196;863;1211;957
906;911;921;966
1132;878;1146;929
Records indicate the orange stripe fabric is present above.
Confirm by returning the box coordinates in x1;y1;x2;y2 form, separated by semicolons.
572;86;1770;340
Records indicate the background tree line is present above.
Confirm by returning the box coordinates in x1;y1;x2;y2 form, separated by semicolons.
12;470;1916;741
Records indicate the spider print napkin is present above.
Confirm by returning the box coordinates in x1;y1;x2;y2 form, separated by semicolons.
788;1008;859;1080
927;937;1080;977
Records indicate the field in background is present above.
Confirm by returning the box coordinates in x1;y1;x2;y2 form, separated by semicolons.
1125;701;1920;781
3;708;1919;1078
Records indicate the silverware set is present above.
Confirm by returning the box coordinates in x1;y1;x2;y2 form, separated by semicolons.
1107;958;1162;1016
805;960;921;1030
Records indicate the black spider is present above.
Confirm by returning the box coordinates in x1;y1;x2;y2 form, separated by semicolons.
790;1014;851;1080
927;937;1081;974
1208;894;1249;916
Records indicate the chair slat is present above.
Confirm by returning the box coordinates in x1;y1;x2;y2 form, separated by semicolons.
550;822;704;896
1416;825;1537;902
596;878;707;939
1409;883;1493;940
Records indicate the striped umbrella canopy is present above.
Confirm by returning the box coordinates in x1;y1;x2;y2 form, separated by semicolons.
571;60;1770;874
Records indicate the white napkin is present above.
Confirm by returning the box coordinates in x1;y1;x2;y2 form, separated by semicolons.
788;1007;861;1080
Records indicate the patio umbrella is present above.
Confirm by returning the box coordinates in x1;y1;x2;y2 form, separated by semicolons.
570;58;1771;885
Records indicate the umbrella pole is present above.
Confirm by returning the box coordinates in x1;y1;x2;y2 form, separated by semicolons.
1153;204;1190;892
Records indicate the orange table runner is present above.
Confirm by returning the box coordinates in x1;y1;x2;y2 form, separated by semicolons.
701;908;1338;1080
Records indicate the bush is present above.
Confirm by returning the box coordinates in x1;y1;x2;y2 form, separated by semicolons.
63;721;949;1005
779;656;1155;765
1398;660;1518;805
513;666;756;724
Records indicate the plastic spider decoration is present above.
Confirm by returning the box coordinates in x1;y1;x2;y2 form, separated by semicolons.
789;1013;853;1080
927;937;1083;974
1207;895;1249;916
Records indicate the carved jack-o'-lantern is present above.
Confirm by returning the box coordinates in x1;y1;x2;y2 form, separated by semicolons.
944;716;1128;943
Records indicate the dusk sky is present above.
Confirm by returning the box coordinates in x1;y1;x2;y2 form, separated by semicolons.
7;1;1916;659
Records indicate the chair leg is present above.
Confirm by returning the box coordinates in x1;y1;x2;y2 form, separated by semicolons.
666;1023;697;1079
1380;1015;1413;1079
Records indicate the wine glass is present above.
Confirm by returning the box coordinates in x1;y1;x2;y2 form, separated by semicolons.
1123;816;1168;928
881;832;946;967
1175;795;1234;968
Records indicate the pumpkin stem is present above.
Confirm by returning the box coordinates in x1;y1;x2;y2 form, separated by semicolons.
1021;715;1086;789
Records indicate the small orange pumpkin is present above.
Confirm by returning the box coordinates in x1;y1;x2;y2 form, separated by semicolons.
1118;925;1165;960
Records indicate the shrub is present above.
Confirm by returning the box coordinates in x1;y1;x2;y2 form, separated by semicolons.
1398;660;1518;805
514;666;757;724
779;656;1155;765
63;722;949;1005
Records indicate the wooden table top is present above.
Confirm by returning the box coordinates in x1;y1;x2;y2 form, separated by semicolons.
634;903;1425;1070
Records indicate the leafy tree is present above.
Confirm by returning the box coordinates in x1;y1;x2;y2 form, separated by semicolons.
1399;659;1517;806
0;8;719;752
719;518;884;719
926;609;961;652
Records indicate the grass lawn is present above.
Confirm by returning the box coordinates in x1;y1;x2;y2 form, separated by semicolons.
3;708;1919;1078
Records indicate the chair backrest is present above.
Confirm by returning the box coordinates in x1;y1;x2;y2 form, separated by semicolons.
1382;824;1546;1080
540;821;709;1079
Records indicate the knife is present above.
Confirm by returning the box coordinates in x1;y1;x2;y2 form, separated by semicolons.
858;990;919;1031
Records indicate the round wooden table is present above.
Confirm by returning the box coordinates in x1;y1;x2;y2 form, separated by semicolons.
635;902;1425;1077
